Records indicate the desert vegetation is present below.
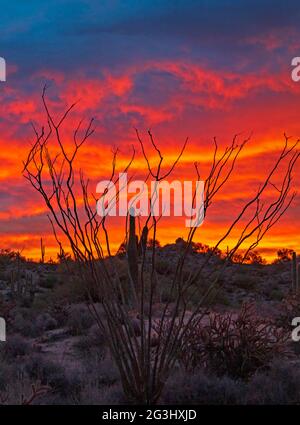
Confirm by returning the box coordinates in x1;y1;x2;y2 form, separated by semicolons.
1;246;300;404
1;89;300;405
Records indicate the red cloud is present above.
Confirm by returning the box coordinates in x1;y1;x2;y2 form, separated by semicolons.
0;59;299;260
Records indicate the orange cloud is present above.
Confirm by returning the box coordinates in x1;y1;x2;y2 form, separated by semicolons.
0;59;299;261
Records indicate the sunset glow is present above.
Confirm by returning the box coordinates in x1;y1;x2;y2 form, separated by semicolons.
1;2;300;261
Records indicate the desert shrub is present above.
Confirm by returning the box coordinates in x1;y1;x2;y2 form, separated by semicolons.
80;382;124;405
162;368;246;404
39;275;58;289
191;242;211;254
213;289;231;306
24;355;60;382
49;275;86;304
237;251;266;265
67;305;94;336
147;239;161;249
0;249;26;267
273;249;294;264
0;298;15;322
14;320;40;338
81;355;120;388
180;303;289;379
2;335;31;359
163;359;300;405
13;309;57;337
113;257;128;281
36;313;58;332
13;315;36;338
155;259;172;275
47;302;70;326
245;359;300;404
73;324;106;358
276;294;300;329
24;355;81;398
187;282;230;307
50;368;82;399
269;288;284;301
0;361;14;391
74;336;97;357
159;277;178;303
93;357;120;387
232;272;257;290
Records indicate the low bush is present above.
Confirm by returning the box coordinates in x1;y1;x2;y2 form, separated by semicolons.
276;294;300;329
180;303;289;379
24;355;81;398
2;335;31;359
162;368;246;404
245;359;300;404
73;324;106;359
162;359;300;404
66;305;94;336
232;273;257;290
36;313;58;332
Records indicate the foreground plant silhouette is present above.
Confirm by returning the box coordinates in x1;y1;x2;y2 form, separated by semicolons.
23;87;299;404
180;303;289;379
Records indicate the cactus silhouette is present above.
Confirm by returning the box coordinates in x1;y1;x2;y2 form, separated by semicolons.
40;237;46;263
127;209;139;304
139;224;148;256
292;251;299;293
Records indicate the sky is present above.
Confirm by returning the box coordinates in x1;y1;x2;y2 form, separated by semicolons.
0;0;300;261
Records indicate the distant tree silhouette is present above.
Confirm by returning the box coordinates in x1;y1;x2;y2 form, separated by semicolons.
147;238;161;249
275;248;294;263
232;250;266;264
245;250;266;265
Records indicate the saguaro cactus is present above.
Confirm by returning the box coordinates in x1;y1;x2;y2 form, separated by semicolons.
138;224;149;256
292;251;299;293
10;269;36;306
127;210;139;303
40;237;46;263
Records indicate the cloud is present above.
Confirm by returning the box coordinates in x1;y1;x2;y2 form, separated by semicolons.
0;1;300;259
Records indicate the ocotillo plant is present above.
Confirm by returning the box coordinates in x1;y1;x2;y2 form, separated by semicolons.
23;88;300;404
292;251;299;293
